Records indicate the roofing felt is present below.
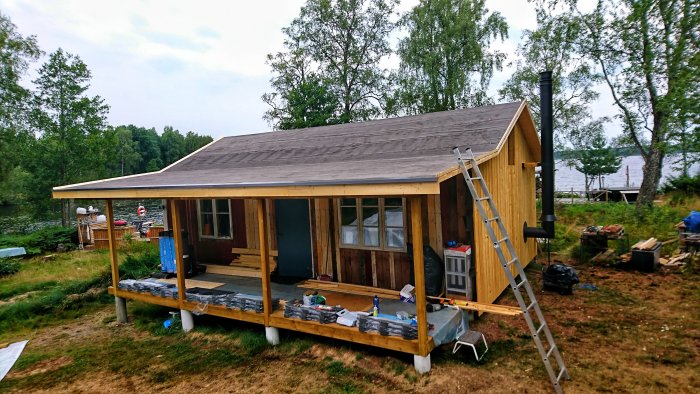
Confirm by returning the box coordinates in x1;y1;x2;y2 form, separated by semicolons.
56;101;526;192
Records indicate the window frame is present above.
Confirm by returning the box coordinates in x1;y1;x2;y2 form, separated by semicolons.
338;197;407;252
197;199;233;240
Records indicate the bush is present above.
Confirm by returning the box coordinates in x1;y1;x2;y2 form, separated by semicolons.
0;226;76;255
0;258;21;277
662;174;700;194
119;243;160;279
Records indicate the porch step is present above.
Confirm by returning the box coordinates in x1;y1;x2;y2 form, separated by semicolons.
203;264;262;278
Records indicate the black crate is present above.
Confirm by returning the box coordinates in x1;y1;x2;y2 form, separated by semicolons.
631;242;661;272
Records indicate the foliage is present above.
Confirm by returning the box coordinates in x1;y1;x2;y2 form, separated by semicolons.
662;173;700;195
562;127;622;191
119;242;160;280
0;12;41;185
0;258;20;277
24;49;109;222
536;0;699;205
0;225;76;255
498;8;600;148
264;0;398;127
396;0;508;113
160;125;186;167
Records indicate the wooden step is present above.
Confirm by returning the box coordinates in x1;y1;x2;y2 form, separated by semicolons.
203;264;262;278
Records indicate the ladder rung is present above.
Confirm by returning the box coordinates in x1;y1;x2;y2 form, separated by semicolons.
485;217;499;223
556;367;567;382
546;345;557;359
536;323;547;336
507;258;517;266
469;176;482;180
497;237;508;244
514;279;527;290
527;300;537;311
476;196;490;201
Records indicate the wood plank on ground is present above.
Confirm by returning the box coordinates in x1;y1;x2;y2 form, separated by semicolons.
157;278;224;289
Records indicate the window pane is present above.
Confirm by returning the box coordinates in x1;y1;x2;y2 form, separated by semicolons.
362;198;378;206
200;199;213;213
385;198;402;207
216;199;229;213
363;227;379;247
200;213;214;236
384;206;403;227
217;214;231;237
362;207;379;227
385;228;405;248
341;198;356;206
341;226;358;244
341;207;358;226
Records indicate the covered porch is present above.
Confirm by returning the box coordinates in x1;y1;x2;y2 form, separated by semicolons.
103;195;442;372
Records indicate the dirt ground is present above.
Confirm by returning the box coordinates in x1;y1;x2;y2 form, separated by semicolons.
1;258;699;393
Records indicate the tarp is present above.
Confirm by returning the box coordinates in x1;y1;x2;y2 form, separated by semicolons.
0;247;26;258
0;340;28;381
683;211;700;233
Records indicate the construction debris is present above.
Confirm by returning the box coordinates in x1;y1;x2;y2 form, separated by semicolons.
632;238;659;250
661;253;691;267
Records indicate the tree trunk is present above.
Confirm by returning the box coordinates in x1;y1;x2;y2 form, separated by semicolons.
61;199;69;227
637;149;663;206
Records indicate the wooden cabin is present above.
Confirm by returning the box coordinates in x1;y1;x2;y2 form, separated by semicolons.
53;101;541;373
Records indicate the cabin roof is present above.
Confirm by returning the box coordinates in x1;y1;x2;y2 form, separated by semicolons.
53;101;539;198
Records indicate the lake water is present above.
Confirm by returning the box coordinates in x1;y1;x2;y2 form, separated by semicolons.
554;155;699;192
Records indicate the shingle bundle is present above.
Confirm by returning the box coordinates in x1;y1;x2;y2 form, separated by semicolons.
227;293;280;313
118;279;178;299
185;288;236;305
358;315;418;339
283;301;343;324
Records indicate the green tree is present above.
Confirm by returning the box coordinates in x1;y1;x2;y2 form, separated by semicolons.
264;0;397;125
128;125;162;172
563;123;622;194
183;131;213;154
111;126;141;176
160;126;185;167
539;0;699;205
396;0;507;113
499;9;600;147
26;49;109;224
0;12;41;197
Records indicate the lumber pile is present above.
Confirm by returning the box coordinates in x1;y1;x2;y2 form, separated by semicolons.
660;253;691;267
592;248;616;263
299;280;400;298
632;238;658;250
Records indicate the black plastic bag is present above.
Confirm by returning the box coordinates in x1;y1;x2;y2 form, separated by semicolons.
407;243;444;297
542;264;579;295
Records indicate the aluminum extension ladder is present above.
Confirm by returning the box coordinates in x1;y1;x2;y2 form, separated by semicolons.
452;147;570;393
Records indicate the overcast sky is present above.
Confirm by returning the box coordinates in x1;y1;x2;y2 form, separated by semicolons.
0;0;612;139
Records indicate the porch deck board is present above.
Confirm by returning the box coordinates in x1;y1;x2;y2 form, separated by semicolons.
179;273;462;348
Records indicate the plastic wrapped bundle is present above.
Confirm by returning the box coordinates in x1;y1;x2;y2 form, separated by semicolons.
283;302;343;324
185;288;237;305
357;315;418;339
118;279;178;299
227;294;279;313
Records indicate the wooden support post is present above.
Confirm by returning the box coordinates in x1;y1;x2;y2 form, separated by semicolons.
170;199;187;306
410;197;429;357
105;200;120;291
257;198;272;326
106;200;127;323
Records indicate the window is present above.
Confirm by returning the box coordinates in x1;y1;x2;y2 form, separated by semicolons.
198;199;232;239
340;197;405;250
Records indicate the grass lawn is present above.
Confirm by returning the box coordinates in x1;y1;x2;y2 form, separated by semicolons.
0;199;699;393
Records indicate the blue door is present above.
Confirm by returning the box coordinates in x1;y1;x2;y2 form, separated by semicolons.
275;199;313;278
